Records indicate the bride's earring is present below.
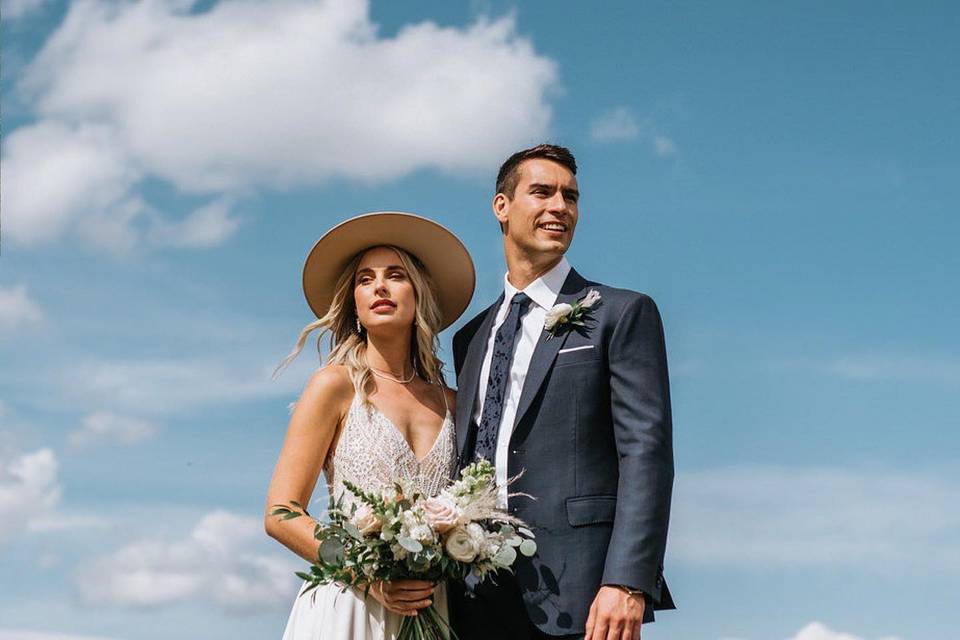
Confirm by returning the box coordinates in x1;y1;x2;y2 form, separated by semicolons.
356;317;362;333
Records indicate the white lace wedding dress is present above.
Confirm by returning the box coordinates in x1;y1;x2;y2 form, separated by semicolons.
281;391;456;640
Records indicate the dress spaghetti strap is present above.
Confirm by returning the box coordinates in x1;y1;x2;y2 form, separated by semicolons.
439;382;450;416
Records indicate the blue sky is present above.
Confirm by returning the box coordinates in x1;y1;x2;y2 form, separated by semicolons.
1;1;958;639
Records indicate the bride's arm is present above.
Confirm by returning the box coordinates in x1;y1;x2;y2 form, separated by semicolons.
264;365;352;563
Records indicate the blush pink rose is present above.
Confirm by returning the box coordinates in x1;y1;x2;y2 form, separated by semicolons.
352;504;381;535
423;496;460;534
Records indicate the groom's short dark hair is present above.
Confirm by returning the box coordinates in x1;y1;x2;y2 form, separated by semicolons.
495;143;577;200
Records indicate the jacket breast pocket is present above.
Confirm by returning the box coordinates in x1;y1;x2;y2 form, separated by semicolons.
554;344;601;368
565;495;617;527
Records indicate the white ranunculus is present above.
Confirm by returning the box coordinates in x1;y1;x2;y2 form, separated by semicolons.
544;303;573;330
445;525;480;563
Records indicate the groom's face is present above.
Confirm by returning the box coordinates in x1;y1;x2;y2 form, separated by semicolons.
495;158;579;259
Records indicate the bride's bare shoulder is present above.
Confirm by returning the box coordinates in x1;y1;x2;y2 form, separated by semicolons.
300;365;354;408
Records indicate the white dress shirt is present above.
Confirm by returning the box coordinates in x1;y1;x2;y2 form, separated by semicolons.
472;257;571;506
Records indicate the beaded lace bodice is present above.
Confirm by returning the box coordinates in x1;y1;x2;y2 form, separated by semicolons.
324;392;456;507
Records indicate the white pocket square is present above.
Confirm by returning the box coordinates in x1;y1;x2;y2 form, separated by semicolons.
558;345;595;354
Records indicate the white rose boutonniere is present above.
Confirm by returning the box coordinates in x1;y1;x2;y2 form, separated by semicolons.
544;289;601;337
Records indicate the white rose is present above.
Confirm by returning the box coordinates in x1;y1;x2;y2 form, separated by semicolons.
352;504;381;535
544;303;573;330
423;496;461;534
445;525;480;563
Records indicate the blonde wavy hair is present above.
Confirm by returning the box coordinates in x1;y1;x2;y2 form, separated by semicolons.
275;245;447;402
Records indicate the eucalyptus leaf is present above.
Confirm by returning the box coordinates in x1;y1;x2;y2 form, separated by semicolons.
493;544;517;567
519;539;537;557
397;536;423;553
343;521;363;540
319;538;345;565
518;527;535;538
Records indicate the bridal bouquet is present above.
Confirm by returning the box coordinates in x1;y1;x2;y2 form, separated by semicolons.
271;458;536;640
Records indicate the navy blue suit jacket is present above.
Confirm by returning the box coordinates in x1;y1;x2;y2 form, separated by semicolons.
452;268;676;636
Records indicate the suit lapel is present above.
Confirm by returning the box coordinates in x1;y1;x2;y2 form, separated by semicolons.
456;294;504;457
512;269;589;430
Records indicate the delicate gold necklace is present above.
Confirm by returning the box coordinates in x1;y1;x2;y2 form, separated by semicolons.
370;366;416;384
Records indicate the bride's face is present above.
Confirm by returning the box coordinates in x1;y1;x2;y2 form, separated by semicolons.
353;246;417;336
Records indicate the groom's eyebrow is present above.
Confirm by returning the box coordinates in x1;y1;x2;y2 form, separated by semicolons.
528;182;579;201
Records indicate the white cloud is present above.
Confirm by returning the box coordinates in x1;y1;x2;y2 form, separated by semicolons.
671;465;960;572
786;622;901;640
590;106;679;156
5;0;557;251
67;411;158;448
0;284;45;333
74;510;299;612
0;630;121;640
829;354;960;387
0;448;61;544
60;355;308;415
148;197;241;249
0;121;144;252
590;107;640;142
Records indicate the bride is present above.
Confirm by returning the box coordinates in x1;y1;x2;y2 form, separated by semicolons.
265;212;475;639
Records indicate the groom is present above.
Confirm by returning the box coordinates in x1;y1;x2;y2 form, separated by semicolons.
450;144;675;639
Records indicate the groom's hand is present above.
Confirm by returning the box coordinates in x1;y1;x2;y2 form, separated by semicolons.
585;585;645;640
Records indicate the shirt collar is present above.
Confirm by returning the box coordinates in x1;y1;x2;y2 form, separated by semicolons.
502;256;571;311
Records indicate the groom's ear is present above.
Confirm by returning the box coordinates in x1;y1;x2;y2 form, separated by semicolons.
493;193;509;233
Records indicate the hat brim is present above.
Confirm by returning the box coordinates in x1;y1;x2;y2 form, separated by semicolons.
302;212;476;331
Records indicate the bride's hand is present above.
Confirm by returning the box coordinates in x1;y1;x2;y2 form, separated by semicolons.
369;579;435;616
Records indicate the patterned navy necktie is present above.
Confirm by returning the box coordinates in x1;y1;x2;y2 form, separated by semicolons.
473;291;532;464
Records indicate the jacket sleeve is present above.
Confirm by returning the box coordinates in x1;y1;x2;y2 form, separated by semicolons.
601;294;674;604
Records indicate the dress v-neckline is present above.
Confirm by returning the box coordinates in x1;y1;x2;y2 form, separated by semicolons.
362;397;451;465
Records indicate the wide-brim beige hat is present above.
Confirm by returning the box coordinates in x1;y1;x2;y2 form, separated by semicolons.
302;212;475;330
